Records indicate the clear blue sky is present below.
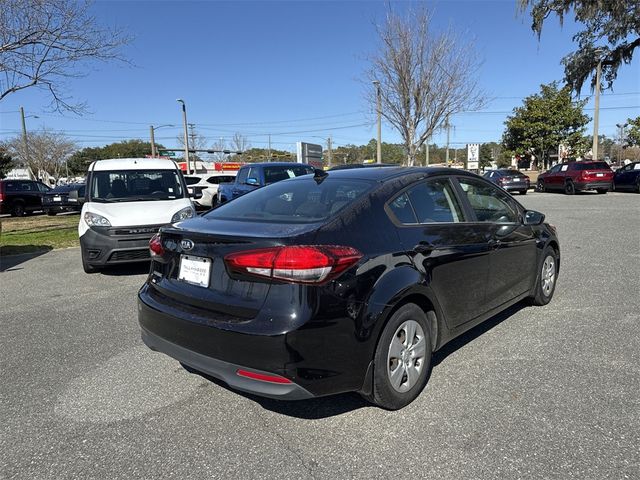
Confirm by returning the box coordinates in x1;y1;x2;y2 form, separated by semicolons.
1;0;638;155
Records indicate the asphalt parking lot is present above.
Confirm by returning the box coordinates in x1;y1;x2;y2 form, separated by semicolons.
1;191;639;479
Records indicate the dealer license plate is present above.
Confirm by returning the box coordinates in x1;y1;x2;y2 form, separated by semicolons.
178;255;211;288
53;196;62;202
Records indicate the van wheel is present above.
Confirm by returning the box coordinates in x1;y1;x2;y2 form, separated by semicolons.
365;303;432;410
11;202;25;217
564;181;575;195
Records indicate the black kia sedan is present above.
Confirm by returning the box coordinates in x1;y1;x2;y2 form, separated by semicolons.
138;167;559;410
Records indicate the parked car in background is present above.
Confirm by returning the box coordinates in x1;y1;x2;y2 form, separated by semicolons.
537;161;613;194
79;158;198;273
184;172;237;209
139;167;559;410
0;179;50;216
43;183;86;215
483;169;530;195
612;161;640;193
217;162;314;204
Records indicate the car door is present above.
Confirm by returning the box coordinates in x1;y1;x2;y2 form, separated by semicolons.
232;167;251;198
544;164;563;190
455;177;538;311
20;181;40;211
387;176;492;328
615;163;635;188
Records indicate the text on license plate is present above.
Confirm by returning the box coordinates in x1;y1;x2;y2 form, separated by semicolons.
178;255;211;287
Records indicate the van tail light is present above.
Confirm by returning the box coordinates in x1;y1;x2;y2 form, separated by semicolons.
225;245;363;284
149;233;164;257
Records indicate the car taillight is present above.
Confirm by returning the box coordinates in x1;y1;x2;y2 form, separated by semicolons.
149;233;164;257
225;245;363;284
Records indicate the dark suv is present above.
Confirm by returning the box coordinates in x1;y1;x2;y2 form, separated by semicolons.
537;161;613;194
0;179;51;216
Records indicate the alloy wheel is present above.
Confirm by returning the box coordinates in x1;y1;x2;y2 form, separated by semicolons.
387;320;427;393
541;255;556;297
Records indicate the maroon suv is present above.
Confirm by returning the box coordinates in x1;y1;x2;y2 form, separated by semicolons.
537;161;613;195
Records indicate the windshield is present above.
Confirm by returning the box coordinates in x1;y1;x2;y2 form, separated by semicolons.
205;177;375;224
89;169;185;202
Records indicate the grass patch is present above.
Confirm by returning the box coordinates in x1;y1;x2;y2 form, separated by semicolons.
0;214;79;255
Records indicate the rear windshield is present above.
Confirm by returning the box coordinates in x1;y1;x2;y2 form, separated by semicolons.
205;177;374;224
572;162;610;170
500;170;526;177
89;169;185;202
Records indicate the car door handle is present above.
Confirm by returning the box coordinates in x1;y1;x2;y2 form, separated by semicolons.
488;239;501;250
413;241;435;255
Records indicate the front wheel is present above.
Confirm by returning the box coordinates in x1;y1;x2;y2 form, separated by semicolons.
530;247;558;306
596;189;607;194
537;180;545;192
365;303;432;410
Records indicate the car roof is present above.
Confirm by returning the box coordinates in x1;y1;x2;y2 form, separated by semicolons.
90;158;179;171
315;166;480;182
242;162;313;168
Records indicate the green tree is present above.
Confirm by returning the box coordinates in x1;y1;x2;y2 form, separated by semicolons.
0;146;14;179
625;116;640;147
479;142;502;169
520;0;640;93
502;82;590;169
67;139;164;175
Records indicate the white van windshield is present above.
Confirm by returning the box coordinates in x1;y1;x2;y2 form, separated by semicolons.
89;170;185;202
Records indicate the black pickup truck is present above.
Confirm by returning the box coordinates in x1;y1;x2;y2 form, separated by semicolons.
217;162;314;204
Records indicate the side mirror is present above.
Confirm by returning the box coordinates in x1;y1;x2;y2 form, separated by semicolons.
523;210;545;226
245;177;259;187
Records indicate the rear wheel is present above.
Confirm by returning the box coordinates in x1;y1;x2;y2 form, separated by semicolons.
47;210;57;216
564;181;575;195
530;246;558;306
537;180;546;192
596;188;607;194
365;303;432;410
520;190;527;195
11;202;25;217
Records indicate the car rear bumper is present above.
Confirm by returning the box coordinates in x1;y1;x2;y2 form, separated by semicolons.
502;183;530;191
137;282;371;399
574;181;611;191
80;226;162;266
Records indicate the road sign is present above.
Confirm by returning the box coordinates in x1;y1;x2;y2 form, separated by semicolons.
158;150;176;157
296;142;323;169
467;144;480;170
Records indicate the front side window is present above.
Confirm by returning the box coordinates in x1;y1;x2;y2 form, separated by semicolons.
236;168;249;184
89;170;184;202
457;178;519;223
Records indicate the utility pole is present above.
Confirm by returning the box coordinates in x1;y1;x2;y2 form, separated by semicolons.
268;134;271;160
20;106;29;166
373;80;382;164
188;123;197;152
445;114;451;167
176;99;191;174
327;135;333;168
592;55;603;160
425;138;430;167
149;125;156;158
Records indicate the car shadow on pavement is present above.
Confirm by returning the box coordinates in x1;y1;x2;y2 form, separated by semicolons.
0;247;53;272
185;301;530;419
99;263;151;276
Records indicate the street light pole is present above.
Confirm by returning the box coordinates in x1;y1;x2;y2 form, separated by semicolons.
149;125;156;158
373;80;382;164
592;53;603;160
20;106;29;166
177;99;191;173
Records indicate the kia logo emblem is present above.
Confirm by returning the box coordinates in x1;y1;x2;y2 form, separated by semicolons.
180;239;194;251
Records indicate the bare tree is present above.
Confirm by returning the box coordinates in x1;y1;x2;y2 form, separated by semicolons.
365;7;485;165
0;0;130;113
3;128;76;177
176;126;208;150
230;132;250;153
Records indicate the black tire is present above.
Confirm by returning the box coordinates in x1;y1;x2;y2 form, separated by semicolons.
47;210;57;216
564;181;575;195
82;254;99;274
520;190;527;195
530;246;558;306
11;202;25;217
365;303;432;410
636;179;640;194
596;189;607;194
611;181;616;192
537;180;545;192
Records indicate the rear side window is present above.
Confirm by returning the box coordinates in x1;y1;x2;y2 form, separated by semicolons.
184;176;202;186
573;162;610;170
388;178;463;224
263;165;313;184
206;178;373;224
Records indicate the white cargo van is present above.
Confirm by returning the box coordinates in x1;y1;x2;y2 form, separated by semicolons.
78;158;197;273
